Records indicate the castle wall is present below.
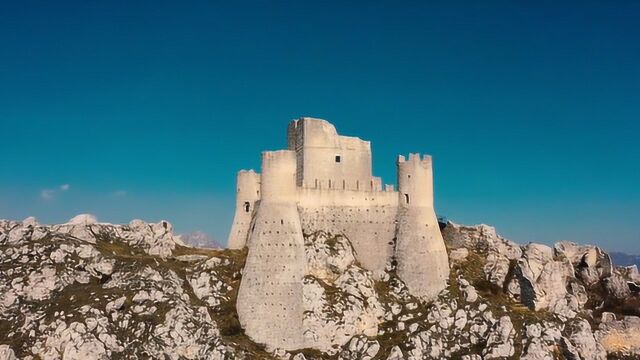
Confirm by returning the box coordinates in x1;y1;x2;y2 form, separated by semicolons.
288;118;377;191
236;151;307;350
227;170;261;249
297;188;398;277
233;119;452;351
395;154;450;301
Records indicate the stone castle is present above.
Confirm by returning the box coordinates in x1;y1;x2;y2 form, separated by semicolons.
228;117;450;350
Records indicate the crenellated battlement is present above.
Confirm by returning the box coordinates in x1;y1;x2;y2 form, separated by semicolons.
397;153;432;166
397;153;435;208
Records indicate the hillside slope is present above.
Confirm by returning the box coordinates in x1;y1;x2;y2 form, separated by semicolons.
1;216;639;360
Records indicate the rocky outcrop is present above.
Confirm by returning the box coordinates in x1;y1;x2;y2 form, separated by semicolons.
442;221;640;359
443;221;522;259
0;216;238;359
555;241;613;286
0;346;16;360
483;316;515;359
596;313;640;357
302;232;384;354
561;319;607;360
2;216;640;359
515;243;577;316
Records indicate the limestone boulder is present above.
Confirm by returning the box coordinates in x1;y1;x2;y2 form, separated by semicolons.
561;319;607;360
54;214;100;242
121;219;185;257
515;243;574;313
0;346;16;360
62;337;108;360
305;231;356;282
554;241;613;286
67;214;98;226
303;264;384;354
25;266;59;301
386;346;404;360
484;252;512;289
603;273;633;300
521;337;554;360
483;316;515;359
596;314;640;357
442;221;522;260
448;248;468;263
338;336;380;360
444;221;523;292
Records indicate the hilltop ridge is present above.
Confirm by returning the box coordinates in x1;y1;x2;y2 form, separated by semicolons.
1;216;639;360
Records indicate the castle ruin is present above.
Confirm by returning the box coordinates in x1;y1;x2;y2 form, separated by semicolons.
229;117;450;350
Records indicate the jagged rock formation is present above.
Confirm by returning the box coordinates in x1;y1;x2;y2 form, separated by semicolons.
0;216;241;360
302;231;384;353
1;216;639;359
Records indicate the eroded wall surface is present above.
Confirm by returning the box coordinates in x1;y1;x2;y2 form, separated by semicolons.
236;203;306;350
395;206;449;300
297;188;398;277
395;154;450;301
236;151;307;350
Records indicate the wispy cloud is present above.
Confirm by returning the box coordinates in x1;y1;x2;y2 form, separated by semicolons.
113;190;127;197
40;184;71;200
40;189;55;200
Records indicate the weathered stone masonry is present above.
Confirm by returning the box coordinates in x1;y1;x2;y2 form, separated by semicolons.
229;117;450;350
235;151;306;350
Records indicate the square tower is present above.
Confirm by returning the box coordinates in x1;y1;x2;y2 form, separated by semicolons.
287;117;379;191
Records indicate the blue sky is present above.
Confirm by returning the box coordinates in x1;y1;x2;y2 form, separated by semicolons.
1;1;638;252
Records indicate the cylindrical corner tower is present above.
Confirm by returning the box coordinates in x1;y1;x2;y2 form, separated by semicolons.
396;153;450;301
236;150;306;350
227;170;261;249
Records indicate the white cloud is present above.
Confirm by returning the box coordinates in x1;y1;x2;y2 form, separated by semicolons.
40;184;71;200
40;189;55;200
113;190;127;197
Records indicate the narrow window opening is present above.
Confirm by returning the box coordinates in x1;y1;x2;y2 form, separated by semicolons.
335;155;341;163
244;201;250;213
404;193;410;204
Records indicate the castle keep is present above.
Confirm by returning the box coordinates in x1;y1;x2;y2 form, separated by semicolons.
230;117;450;350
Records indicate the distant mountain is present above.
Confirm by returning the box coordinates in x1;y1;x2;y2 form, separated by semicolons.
180;230;222;248
610;252;640;268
